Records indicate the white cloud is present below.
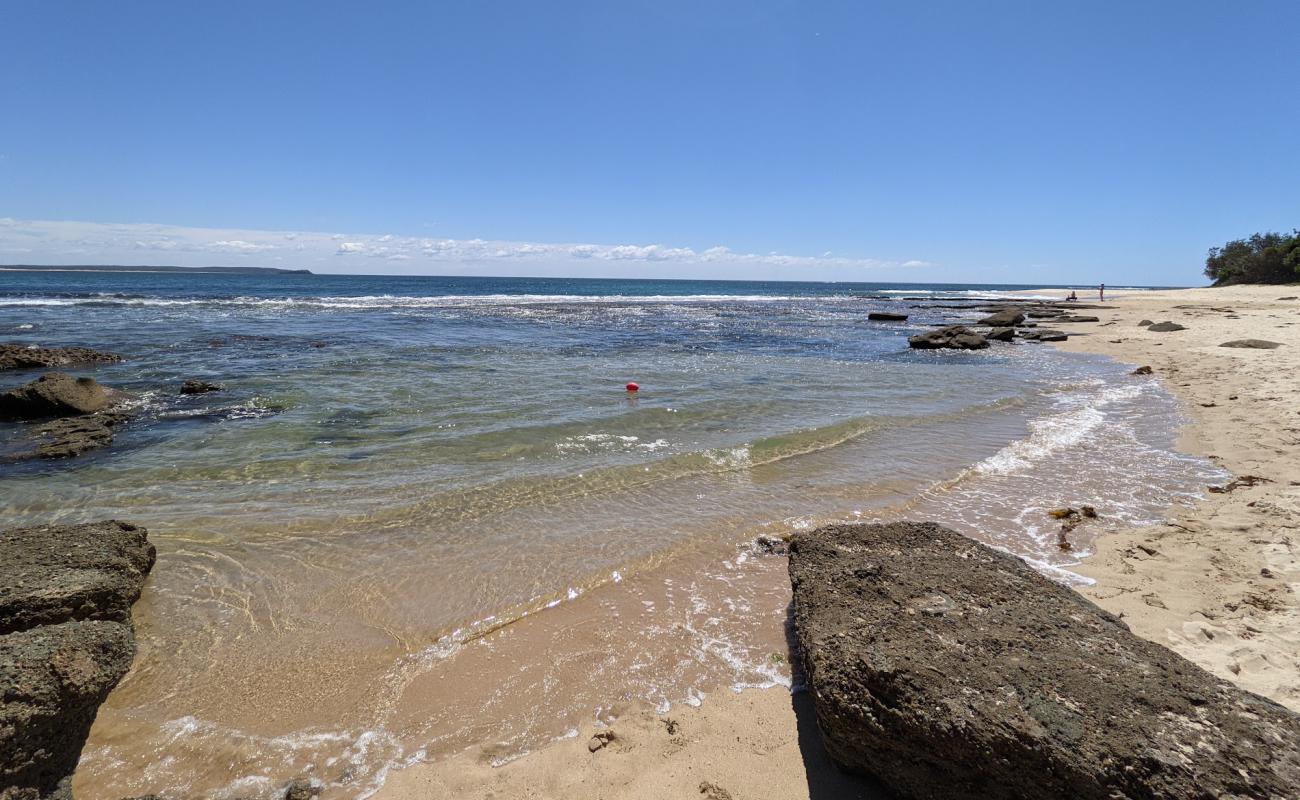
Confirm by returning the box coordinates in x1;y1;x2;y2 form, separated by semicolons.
212;239;276;253
0;218;933;279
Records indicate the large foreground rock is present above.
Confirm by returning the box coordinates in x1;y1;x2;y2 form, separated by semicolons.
1220;339;1282;349
0;345;120;372
1;521;155;634
0;521;155;800
789;522;1300;800
0;373;123;421
908;326;988;350
0;621;135;800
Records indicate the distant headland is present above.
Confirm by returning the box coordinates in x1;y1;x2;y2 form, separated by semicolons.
0;264;312;275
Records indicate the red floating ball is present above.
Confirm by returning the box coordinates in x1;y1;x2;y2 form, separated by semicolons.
625;382;640;392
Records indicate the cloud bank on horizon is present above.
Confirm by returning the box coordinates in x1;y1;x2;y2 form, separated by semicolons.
0;218;932;281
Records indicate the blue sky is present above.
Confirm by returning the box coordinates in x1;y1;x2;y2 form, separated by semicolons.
2;1;1296;285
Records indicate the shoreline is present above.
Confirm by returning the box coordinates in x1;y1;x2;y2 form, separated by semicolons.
372;284;1300;799
1049;286;1300;709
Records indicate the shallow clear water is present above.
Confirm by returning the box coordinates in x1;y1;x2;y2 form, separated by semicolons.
0;272;1222;798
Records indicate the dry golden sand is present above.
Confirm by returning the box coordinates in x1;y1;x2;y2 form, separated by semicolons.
374;284;1300;800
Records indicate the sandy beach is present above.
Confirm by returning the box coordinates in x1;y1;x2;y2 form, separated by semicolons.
373;284;1300;800
1059;286;1300;709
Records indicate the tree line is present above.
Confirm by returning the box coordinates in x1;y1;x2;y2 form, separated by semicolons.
1204;230;1300;285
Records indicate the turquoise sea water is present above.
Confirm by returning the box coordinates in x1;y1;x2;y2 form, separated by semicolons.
0;272;1218;798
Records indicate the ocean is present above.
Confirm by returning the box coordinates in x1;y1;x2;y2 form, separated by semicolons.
0;271;1220;798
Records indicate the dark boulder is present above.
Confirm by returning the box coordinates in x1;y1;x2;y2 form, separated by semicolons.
1017;329;1067;342
985;327;1016;342
1220;339;1282;349
1026;310;1063;319
0;344;120;372
907;326;988;350
180;379;223;395
283;778;321;800
0;521;155;800
1137;319;1154;326
867;312;908;322
788;522;1300;800
1054;315;1100;323
1147;321;1187;332
0;373;124;421
1131;365;1153;375
976;309;1025;327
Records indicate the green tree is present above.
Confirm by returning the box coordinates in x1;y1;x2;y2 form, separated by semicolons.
1204;230;1300;285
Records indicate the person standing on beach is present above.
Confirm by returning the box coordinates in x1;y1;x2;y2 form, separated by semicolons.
1099;283;1105;301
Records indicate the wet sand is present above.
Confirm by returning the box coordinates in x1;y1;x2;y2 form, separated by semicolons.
373;284;1300;799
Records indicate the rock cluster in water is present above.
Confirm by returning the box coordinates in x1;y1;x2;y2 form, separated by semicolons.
895;300;1098;349
907;325;989;350
788;521;1300;800
0;373;134;462
0;521;156;800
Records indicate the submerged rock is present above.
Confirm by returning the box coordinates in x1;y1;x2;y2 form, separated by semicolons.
866;312;908;321
20;412;132;460
1220;339;1282;349
0;344;120;372
907;326;988;350
0;521;155;800
788;522;1300;800
180;378;224;395
976;308;1026;327
1146;321;1187;332
0;373;124;421
1131;365;1153;375
753;534;791;555
282;778;321;800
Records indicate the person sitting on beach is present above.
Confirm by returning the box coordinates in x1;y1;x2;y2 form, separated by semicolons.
1067;291;1078;301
